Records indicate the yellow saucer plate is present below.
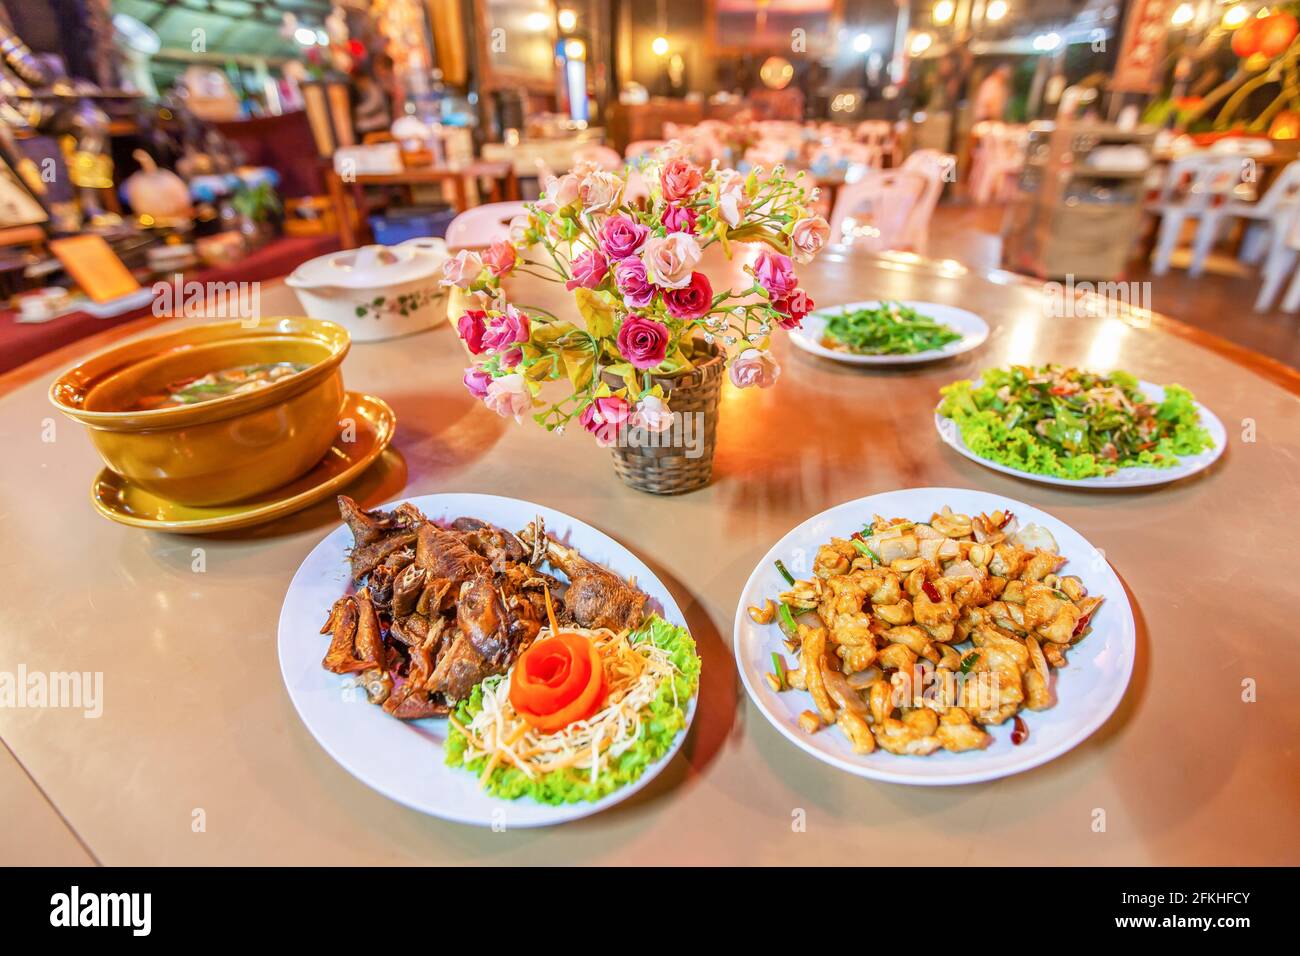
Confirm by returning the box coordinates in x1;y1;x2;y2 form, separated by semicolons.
90;392;396;533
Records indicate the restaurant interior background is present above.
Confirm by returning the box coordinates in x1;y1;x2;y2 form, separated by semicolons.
3;0;1300;371
1;0;1298;871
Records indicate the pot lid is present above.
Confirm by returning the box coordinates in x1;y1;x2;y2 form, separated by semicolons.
288;238;449;291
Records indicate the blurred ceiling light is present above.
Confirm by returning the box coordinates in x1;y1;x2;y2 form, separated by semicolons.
909;32;934;55
1222;4;1250;28
652;35;670;56
293;26;317;45
1171;3;1195;27
1032;32;1062;51
852;32;872;52
524;12;551;31
564;38;585;60
558;8;577;32
933;0;955;25
986;0;1009;22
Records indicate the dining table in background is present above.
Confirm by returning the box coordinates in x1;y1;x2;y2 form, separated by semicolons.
1;248;1297;865
325;160;520;249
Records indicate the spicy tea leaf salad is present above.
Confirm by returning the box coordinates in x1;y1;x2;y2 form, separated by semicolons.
821;301;963;355
938;364;1213;479
446;615;700;804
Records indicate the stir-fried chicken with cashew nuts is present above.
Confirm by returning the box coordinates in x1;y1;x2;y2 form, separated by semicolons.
753;507;1104;756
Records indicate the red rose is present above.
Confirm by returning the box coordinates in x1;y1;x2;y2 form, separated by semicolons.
772;288;814;329
457;310;488;354
663;271;713;319
615;314;671;369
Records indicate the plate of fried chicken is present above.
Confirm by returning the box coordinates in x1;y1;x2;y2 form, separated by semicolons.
277;492;694;827
733;487;1136;785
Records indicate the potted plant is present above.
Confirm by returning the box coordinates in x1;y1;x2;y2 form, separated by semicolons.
443;148;829;494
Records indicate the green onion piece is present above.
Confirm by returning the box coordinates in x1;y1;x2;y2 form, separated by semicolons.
776;603;798;640
960;651;980;674
775;559;795;585
770;652;786;689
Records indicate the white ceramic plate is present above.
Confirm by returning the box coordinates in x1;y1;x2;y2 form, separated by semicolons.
278;492;696;827
789;300;989;366
935;380;1227;489
733;487;1136;786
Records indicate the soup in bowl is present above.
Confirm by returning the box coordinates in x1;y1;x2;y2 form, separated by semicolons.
50;317;350;506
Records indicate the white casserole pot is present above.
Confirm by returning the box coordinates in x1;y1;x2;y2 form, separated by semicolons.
286;238;450;342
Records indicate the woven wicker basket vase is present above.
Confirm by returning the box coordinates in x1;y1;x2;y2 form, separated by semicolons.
601;340;725;495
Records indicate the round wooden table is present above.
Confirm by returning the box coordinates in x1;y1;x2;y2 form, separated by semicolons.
1;249;1297;865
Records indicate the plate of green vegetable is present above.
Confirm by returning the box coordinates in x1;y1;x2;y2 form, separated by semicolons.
935;365;1226;488
790;300;988;365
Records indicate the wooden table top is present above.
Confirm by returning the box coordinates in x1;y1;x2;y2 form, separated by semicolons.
2;249;1297;864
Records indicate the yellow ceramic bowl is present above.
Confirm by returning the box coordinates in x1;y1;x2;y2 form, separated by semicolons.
50;317;350;507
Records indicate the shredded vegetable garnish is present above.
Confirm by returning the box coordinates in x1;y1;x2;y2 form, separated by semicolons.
447;615;700;804
454;627;680;787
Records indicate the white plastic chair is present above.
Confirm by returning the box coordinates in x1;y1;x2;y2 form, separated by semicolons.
1253;201;1300;310
969;123;1026;204
900;149;956;255
828;168;928;253
1147;153;1244;276
1191;160;1300;275
445;201;531;249
625;139;667;161
571;144;623;171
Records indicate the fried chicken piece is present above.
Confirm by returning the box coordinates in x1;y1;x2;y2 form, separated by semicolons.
337;497;422;582
384;618;450;719
348;532;417;584
390;565;426;618
456;574;542;664
426;632;495;702
320;589;386;674
451;517;529;569
415;523;488;584
518;522;647;631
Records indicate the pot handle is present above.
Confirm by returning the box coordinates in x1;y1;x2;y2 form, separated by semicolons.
397;236;448;258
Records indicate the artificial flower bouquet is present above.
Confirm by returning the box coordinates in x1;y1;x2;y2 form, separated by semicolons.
441;148;830;490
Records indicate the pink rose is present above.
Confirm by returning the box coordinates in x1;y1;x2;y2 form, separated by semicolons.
483;373;531;422
481;304;530;351
616;314;671;370
716;170;749;227
663;204;697;234
579;170;624;214
442;249;484;289
482;239;517;277
456;309;488;354
642;233;701;289
789;216;830;263
565;248;609;291
579;395;632;447
663;271;713;319
753;250;797;298
463;367;492;398
629;394;674;434
598;214;650;260
660;157;703;203
729;348;781;389
614;257;656;309
498;346;522;369
771;288;815;329
508;215;530;245
545;172;582;207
